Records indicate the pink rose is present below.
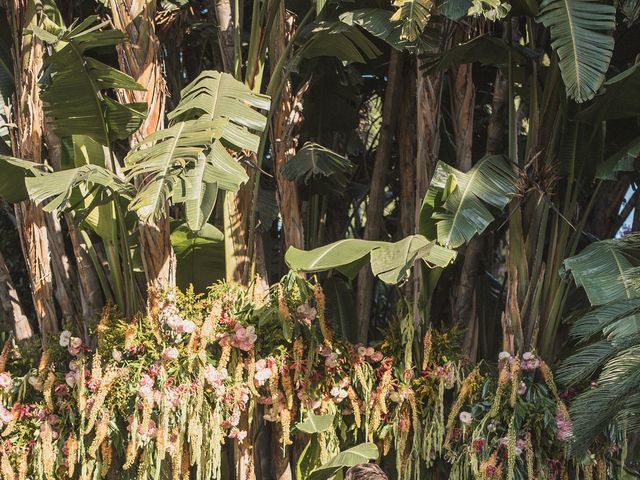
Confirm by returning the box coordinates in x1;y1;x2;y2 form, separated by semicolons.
68;337;83;356
370;351;384;362
228;427;247;441
161;347;179;361
0;406;13;425
231;325;257;351
0;372;12;390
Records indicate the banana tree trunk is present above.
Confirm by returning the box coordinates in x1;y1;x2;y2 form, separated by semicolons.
0;247;32;340
269;3;304;251
7;0;58;339
356;50;404;343
110;0;175;290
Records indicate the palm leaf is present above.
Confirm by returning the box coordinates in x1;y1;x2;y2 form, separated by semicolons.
595;135;640;180
0;155;49;202
536;0;615;103
576;63;640;123
285;235;456;283
308;443;379;480
24;164;129;212
170;222;225;292
339;8;439;52
390;0;432;42
300;22;382;64
168;70;270;136
33;18;147;145
569;346;640;455
127;71;266;225
561;235;640;306
420;155;518;248
280;142;354;192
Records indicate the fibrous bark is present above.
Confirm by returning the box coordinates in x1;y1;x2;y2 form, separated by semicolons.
356;50;404;343
110;0;175;290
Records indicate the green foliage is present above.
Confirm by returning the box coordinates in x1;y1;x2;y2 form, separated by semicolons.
537;0;616;103
308;443;379;480
285;235;456;283
420;155;518;248
34;17;147;145
280;142;354;193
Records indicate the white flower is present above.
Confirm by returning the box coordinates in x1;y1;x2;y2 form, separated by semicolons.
59;330;72;347
459;411;473;426
498;351;511;361
112;349;122;362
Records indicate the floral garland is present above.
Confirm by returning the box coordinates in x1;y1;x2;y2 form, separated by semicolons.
0;276;615;479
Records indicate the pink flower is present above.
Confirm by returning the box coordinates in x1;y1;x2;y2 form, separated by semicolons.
139;374;154;388
330;386;348;403
365;347;375;357
231;325;257;351
521;352;541;371
370;351;384;362
204;365;228;395
254;359;272;385
0;372;12;390
0;406;13;425
65;371;79;387
228;427;247;441
181;320;196;334
161;347;179;362
112;349;122;362
325;353;339;368
517;381;527;395
68;337;83;356
555;409;572;441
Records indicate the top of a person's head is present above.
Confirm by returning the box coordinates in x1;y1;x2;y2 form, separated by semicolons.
345;463;389;480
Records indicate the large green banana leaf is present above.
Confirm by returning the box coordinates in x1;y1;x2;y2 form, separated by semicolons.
537;0;615;103
420;155;518;248
33;17;147;145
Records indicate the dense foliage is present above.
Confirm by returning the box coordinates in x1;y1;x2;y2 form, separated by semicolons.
0;0;639;478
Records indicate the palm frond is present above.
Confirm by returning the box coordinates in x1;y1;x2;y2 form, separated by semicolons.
561;235;640;306
569;297;640;343
390;0;432;42
280;142;354;193
126;71;267;225
300;22;382;64
24;164;129;211
420;155;518;248
33;18;147;145
569;345;640;455
537;0;615;103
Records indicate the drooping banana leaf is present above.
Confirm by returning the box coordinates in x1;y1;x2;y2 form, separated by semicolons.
285;235;456;283
127;71;266;227
576;63;640;123
561;235;640;306
296;413;335;434
299;21;382;64
0;155;48;202
420;35;528;74
420;155;518;248
323;276;358;343
308;443;379;480
280;142;354;193
390;0;432;42
24;164;130;212
537;0;615;103
339;8;439;52
33;17;147;145
168;70;270;135
595;135;640;180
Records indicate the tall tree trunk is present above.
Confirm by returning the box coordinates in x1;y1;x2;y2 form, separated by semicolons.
110;0;175;290
356;50;404;343
269;4;304;251
7;0;58;339
399;58;417;239
0;247;32;340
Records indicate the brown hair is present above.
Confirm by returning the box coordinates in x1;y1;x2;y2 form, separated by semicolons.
345;463;388;480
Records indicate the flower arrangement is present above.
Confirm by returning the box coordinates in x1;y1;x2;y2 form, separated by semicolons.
0;276;620;479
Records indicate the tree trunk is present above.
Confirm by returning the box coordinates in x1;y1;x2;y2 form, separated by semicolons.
356;50;404;343
269;3;304;251
0;247;32;340
7;1;58;339
110;0;175;290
